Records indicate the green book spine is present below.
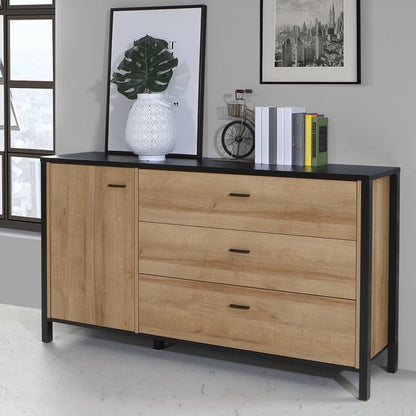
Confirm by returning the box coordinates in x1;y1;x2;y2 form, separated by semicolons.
311;117;328;167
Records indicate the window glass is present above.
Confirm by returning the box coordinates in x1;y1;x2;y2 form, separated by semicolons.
0;88;4;152
0;16;4;152
10;156;41;219
0;155;3;216
9;0;53;5
10;19;53;81
10;88;53;150
0;16;3;58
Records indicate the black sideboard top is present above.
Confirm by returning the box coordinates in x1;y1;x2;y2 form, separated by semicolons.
41;152;400;181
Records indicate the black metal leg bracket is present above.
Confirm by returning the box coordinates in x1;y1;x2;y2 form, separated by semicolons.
153;339;166;350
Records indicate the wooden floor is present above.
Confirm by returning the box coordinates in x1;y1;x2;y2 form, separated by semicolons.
1;304;414;415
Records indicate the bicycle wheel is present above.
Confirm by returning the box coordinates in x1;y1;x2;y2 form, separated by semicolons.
221;120;255;159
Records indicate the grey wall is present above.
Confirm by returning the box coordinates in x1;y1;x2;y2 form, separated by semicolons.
1;0;414;371
0;230;41;308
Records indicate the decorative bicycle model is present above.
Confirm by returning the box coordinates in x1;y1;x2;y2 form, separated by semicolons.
221;89;255;159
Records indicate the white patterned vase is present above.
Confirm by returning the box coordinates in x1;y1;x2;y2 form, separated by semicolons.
125;93;176;161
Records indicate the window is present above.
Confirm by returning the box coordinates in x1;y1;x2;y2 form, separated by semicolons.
0;0;54;231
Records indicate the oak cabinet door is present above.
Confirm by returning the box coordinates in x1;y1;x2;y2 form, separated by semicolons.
47;163;136;331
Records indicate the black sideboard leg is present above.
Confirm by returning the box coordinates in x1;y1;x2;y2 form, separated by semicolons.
359;363;370;401
153;340;166;350
387;173;400;373
359;180;373;401
42;320;53;343
41;161;52;344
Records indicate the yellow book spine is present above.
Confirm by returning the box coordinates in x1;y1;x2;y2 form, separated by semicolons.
304;114;317;166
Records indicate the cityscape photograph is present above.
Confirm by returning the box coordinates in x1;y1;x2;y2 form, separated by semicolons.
274;0;344;67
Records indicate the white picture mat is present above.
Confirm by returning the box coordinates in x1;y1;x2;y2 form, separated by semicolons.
107;7;203;155
262;0;358;83
9;0;53;4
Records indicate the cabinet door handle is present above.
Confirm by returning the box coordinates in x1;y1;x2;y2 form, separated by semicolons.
229;248;250;254
107;184;126;188
229;192;250;198
229;304;250;310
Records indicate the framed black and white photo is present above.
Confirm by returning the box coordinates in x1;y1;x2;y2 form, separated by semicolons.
261;0;360;83
105;5;206;158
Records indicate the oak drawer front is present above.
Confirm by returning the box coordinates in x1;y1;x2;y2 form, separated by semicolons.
139;170;358;240
139;275;356;366
139;222;357;299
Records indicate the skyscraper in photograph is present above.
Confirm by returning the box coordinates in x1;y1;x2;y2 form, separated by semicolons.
329;2;336;33
293;36;305;66
336;11;344;40
282;38;292;66
315;20;323;61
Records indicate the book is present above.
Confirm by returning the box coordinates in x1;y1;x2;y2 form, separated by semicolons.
304;113;318;166
260;106;278;164
276;108;285;165
311;117;328;166
292;112;306;166
283;107;306;165
268;107;277;165
261;107;269;164
255;107;262;164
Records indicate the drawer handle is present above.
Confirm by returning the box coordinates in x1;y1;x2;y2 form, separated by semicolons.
229;192;250;198
107;184;126;188
229;248;250;254
229;304;250;310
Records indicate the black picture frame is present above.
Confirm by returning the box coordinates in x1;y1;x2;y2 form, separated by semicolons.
105;5;207;159
260;0;360;84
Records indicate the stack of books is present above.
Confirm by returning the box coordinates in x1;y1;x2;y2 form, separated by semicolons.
255;107;328;167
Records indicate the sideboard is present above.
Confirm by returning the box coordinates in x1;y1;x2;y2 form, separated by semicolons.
41;152;400;400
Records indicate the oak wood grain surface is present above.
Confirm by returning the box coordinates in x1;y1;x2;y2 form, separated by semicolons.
48;163;136;331
139;222;357;299
371;176;390;357
139;170;358;240
139;275;356;366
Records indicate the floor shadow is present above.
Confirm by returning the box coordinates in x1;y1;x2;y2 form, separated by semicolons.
51;323;370;399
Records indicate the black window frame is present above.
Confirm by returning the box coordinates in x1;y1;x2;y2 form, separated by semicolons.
0;0;55;232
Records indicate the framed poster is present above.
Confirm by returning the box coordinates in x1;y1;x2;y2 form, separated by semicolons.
261;0;360;83
105;5;206;158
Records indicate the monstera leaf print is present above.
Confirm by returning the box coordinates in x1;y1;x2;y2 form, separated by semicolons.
112;35;178;99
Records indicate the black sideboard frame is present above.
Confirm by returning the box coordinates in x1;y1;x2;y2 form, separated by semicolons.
387;173;400;373
359;179;372;400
